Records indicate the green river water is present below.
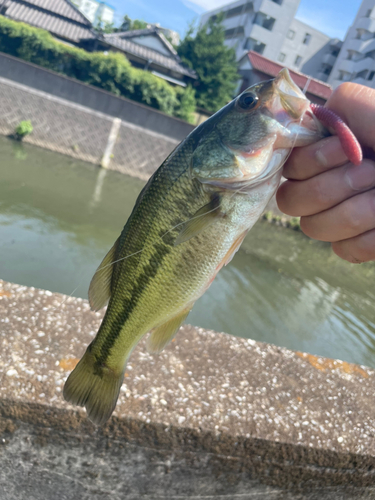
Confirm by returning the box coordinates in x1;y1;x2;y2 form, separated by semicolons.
1;137;375;367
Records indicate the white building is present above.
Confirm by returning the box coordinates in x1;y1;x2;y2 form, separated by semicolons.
329;0;375;89
71;0;114;26
280;20;342;82
200;0;341;81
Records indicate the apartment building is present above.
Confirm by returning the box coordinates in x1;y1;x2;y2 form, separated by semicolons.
328;0;375;89
280;19;342;82
200;0;341;81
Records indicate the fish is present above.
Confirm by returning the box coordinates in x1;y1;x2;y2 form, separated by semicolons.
63;69;361;425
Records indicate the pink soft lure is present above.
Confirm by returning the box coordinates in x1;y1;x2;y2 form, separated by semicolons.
310;103;362;166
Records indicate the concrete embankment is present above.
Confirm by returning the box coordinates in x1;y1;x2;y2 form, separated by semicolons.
1;279;375;499
0;52;195;179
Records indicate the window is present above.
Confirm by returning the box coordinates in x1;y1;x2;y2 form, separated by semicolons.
323;66;331;75
254;12;276;31
294;55;302;66
338;71;351;81
303;33;311;45
254;42;266;54
224;26;245;38
270;0;283;4
278;52;286;62
244;37;266;54
356;69;368;79
287;29;295;39
211;2;253;21
366;8;373;17
368;71;375;80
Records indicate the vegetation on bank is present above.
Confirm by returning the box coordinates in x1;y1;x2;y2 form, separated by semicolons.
0;16;196;123
262;211;301;231
14;120;33;140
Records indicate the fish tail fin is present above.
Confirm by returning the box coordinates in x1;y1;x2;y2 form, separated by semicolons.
63;348;124;426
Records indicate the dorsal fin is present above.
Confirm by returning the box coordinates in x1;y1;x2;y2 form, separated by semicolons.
88;237;120;311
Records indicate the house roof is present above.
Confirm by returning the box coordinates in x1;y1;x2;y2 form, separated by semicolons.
103;29;197;79
114;27;179;57
244;50;332;100
2;0;96;43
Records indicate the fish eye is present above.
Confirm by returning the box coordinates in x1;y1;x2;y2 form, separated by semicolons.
237;92;259;110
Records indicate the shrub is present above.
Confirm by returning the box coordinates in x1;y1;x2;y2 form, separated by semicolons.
0;16;196;122
15;120;33;138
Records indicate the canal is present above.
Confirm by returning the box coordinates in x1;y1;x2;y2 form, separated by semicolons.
1;137;375;367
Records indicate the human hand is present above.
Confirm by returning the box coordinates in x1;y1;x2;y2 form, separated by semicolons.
277;83;375;263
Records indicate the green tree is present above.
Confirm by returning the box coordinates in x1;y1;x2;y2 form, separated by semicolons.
94;16;116;34
120;15;148;31
177;15;238;113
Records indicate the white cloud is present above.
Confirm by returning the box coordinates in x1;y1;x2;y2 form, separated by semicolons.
181;0;205;13
182;0;234;12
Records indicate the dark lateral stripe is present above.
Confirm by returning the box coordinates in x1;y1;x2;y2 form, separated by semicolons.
95;241;172;368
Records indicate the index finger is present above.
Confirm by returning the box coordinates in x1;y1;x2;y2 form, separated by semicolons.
283;135;348;180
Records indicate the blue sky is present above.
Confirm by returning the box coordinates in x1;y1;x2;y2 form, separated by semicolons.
108;0;362;41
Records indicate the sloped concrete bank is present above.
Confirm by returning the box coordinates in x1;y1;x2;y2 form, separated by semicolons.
1;279;375;499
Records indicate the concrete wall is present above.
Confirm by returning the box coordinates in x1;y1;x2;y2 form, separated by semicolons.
0;52;194;142
1;278;375;498
0;76;179;179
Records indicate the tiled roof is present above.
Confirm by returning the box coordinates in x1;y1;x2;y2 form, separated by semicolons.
3;0;96;43
103;31;196;79
115;27;179;56
246;51;332;100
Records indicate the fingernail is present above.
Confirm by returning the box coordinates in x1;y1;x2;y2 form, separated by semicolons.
345;162;375;191
314;137;347;167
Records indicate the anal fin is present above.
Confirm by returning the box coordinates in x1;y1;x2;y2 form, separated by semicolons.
146;308;191;354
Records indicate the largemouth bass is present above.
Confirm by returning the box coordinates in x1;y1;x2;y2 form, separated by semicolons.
64;69;361;425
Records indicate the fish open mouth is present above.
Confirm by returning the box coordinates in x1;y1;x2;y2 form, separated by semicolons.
271;68;325;144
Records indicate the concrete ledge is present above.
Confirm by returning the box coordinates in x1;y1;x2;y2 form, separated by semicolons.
0;52;195;141
1;279;375;498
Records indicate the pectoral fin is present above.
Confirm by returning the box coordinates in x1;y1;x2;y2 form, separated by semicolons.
174;194;224;246
146;307;191;354
88;237;120;311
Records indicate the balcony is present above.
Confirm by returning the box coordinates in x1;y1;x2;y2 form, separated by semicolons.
356;16;375;33
351;56;375;73
322;53;337;67
330;38;343;49
346;38;365;52
249;23;275;43
339;59;355;73
352;76;367;85
222;15;248;31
